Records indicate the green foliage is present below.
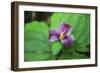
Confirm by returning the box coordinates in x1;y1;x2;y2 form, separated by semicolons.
24;12;90;61
50;12;90;59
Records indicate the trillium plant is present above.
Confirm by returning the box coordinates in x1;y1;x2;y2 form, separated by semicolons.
49;23;75;56
49;23;75;52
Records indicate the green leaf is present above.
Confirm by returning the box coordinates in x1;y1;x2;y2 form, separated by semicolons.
50;13;90;53
24;21;54;61
51;41;62;56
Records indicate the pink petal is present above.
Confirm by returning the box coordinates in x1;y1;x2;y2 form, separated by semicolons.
49;29;59;35
59;23;71;33
49;35;59;42
61;35;74;47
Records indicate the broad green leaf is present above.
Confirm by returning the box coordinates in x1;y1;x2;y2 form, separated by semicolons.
24;21;54;61
51;41;62;56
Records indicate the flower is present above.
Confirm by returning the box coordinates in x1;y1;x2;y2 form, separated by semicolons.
49;23;74;47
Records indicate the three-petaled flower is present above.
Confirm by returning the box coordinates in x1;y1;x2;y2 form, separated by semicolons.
49;23;75;47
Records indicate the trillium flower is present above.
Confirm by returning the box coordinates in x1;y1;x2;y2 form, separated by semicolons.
49;23;75;47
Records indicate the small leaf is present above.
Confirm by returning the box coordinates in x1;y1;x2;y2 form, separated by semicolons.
51;41;62;56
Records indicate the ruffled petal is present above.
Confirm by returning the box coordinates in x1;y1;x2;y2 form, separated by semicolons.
59;23;71;34
49;35;59;42
49;29;59;42
61;35;74;47
49;29;59;35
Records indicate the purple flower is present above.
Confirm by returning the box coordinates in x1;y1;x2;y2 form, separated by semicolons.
49;23;74;47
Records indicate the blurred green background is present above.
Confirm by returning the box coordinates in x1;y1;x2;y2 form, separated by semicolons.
24;11;90;61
